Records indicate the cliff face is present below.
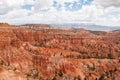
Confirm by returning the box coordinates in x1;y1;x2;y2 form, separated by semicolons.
0;23;120;80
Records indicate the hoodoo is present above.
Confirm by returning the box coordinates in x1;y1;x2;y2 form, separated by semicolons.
0;23;119;80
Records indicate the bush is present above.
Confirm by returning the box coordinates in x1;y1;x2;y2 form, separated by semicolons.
39;77;44;80
80;51;87;54
13;67;17;71
58;70;63;77
99;74;104;80
26;73;31;78
108;54;113;59
52;76;57;80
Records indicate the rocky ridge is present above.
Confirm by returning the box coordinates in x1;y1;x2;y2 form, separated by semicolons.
0;23;120;80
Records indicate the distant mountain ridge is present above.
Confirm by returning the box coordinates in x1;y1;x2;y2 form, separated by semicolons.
51;23;120;31
20;24;54;29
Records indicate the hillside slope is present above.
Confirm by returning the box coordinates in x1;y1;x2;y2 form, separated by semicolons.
0;23;120;80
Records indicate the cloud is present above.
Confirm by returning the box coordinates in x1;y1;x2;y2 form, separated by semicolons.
92;0;120;7
0;0;13;15
0;0;120;27
32;0;53;11
0;0;34;15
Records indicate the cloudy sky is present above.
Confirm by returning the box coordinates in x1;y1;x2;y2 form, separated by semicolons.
0;0;120;26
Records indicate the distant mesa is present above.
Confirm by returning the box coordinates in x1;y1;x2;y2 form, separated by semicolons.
0;23;16;28
0;23;11;27
21;24;54;29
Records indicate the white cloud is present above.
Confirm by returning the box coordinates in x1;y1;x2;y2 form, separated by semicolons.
32;0;53;11
5;0;24;7
0;0;13;15
24;0;35;5
0;0;35;15
0;0;120;27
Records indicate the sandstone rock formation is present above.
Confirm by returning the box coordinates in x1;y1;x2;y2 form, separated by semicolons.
0;23;120;80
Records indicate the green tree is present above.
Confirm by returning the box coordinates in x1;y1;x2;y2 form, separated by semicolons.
52;76;57;80
58;70;63;77
99;74;105;80
108;54;113;59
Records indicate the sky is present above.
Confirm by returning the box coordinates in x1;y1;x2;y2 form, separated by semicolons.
0;0;120;26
